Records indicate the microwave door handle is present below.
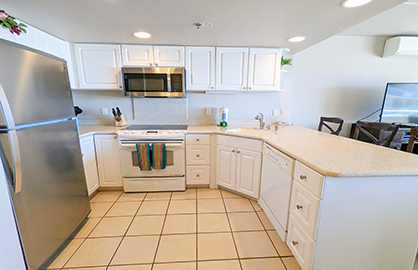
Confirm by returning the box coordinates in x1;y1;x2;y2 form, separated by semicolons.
167;74;171;93
0;82;22;193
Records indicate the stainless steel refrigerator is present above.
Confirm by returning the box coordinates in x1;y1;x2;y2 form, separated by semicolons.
0;39;90;269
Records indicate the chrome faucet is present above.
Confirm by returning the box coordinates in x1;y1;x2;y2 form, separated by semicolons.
255;113;265;129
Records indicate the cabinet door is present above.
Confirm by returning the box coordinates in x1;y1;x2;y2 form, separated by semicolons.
185;47;215;91
235;148;262;198
248;48;281;91
74;44;122;89
216;145;237;190
153;46;184;67
121;45;153;67
216;47;248;91
94;135;123;187
79;135;99;195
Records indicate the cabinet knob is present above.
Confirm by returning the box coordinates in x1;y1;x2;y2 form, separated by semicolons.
248;87;251;89
300;175;307;180
232;150;236;152
196;174;200;177
196;139;200;142
211;86;214;89
114;136;118;139
197;154;200;157
119;85;122;88
292;241;298;246
296;205;303;210
149;63;153;67
237;150;241;153
155;63;158;66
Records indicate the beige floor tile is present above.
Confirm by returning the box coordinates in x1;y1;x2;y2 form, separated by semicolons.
224;198;254;212
111;236;159;265
250;200;263;211
267;230;293;256
197;199;225;214
155;234;196;263
106;201;141;217
198;213;230;233
221;189;242;199
282;257;303;270
73;218;101;238
65;237;122;268
49;239;84;268
163;214;196;234
118;192;147;202
228;212;264;232
108;265;151;270
198;233;238;261
153;262;196;270
62;267;107;270
197;188;222;199
167;200;196;214
127;215;165;236
198;260;241;270
145;192;172;201
89;217;133;238
234;231;278;258
171;189;196;200
241;258;286;270
90;191;122;203
88;202;113;218
137;201;169;215
257;212;275;230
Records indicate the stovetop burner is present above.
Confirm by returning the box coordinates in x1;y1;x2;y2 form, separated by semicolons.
125;125;188;131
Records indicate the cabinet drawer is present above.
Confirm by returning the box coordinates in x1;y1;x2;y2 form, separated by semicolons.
294;161;324;198
186;165;210;185
186;145;210;164
217;134;262;152
287;214;315;270
186;134;211;145
290;180;320;240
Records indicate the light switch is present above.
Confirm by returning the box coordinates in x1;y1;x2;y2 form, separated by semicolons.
272;109;279;116
205;108;212;116
280;109;286;116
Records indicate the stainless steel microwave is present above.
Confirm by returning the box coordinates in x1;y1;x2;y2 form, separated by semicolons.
122;67;185;97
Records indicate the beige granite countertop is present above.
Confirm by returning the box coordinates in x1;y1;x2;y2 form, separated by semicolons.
79;125;418;178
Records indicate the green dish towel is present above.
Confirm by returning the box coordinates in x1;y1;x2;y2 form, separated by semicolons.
152;143;166;170
136;143;152;171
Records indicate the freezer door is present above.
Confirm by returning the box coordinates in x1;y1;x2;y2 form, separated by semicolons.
2;119;90;269
0;39;75;127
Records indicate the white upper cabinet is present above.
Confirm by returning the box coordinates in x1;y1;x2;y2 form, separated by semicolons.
153;46;185;67
121;45;153;67
185;47;215;91
248;48;281;91
216;47;249;91
74;44;122;90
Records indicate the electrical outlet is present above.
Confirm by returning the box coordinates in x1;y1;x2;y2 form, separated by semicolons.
205;108;212;116
280;109;286;116
272;109;279;116
101;107;108;115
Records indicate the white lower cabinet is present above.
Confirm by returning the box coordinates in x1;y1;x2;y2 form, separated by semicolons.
94;135;123;187
216;135;262;198
186;134;211;185
287;215;315;270
79;135;99;196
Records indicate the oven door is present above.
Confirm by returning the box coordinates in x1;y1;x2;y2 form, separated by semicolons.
119;140;185;177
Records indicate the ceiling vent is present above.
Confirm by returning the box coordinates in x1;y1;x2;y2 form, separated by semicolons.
382;36;418;58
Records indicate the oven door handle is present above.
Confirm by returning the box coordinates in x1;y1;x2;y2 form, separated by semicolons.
119;142;184;148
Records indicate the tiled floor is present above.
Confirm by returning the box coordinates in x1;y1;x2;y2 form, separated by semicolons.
47;188;302;270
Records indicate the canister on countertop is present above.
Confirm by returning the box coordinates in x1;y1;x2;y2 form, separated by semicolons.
219;107;229;127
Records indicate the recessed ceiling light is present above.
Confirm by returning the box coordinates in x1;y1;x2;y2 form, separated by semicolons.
341;0;373;8
287;36;306;43
133;31;152;39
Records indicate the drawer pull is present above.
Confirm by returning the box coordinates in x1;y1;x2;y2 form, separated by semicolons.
296;205;303;210
196;139;200;141
232;150;236;152
237;150;241;153
292;241;299;246
197;174;200;177
197;155;200;157
300;175;307;180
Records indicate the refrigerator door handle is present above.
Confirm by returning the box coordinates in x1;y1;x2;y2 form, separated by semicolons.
8;130;22;193
0;82;16;129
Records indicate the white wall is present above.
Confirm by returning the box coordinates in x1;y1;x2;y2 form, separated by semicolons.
289;35;418;136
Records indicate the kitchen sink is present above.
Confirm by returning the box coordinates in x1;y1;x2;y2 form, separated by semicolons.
225;128;274;135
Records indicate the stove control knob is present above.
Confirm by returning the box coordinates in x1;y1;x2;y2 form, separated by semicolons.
169;130;173;134
132;130;136;134
175;130;180;134
124;130;129;134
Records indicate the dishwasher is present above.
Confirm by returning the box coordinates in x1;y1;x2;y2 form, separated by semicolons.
259;143;295;241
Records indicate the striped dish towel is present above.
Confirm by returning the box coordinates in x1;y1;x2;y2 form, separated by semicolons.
152;143;166;170
136;143;152;171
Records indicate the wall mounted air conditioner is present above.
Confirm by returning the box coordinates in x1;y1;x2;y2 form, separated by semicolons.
382;36;418;58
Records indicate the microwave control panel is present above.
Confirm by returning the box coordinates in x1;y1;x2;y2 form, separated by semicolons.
170;74;183;92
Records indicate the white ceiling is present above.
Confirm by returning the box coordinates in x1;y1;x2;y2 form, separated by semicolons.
340;0;418;36
0;0;407;53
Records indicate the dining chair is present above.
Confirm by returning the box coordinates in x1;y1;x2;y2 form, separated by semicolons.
353;121;399;147
407;128;418;153
318;117;344;135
